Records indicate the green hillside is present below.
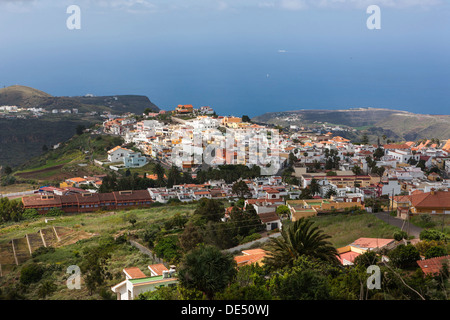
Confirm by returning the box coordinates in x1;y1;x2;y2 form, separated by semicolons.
10;132;124;184
0;85;160;168
0;115;101;168
253;108;450;142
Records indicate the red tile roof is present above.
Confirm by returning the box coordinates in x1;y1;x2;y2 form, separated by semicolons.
350;238;395;250
148;263;168;276
258;211;280;224
410;190;450;209
234;249;268;267
416;255;450;275
383;143;411;150
338;251;361;265
123;267;147;279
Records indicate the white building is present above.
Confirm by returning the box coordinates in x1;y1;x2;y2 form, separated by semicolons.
111;265;177;300
124;152;148;168
107;146;133;163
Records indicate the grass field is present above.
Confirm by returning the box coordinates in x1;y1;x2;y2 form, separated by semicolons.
309;212;401;248
0;202;197;300
0;206;403;300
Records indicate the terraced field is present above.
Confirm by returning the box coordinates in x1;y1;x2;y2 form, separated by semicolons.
0;226;94;277
27;232;45;253
0;242;16;277
40;228;58;247
12;237;31;264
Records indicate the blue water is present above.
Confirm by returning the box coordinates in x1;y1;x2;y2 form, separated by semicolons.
1;6;449;117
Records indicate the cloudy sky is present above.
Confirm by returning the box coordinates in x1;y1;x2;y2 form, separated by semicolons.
0;0;448;116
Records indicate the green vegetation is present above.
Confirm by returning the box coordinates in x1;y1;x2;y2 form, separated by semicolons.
178;244;237;300
264;218;340;271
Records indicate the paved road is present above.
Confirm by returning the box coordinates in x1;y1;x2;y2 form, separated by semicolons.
372;211;422;239
223;232;281;253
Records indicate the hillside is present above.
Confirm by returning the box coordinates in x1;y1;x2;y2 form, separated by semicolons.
252;108;450;142
10;132;125;184
0;85;159;114
0;85;160;168
0;116;101;168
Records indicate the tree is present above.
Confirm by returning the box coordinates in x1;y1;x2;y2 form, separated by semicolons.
288;152;297;165
309;178;320;196
167;165;182;188
361;133;369;145
425;246;447;259
193;198;224;224
373;147;385;160
325;188;337;199
387;244;421;269
270;267;331;300
229;205;264;237
76;124;86;135
232;180;252;199
178;244;237;300
154;235;181;263
353;251;379;268
37;280;57;299
352;165;362;176
20;263;44;285
264;218;340;270
2;166;12;175
393;231;408;241
179;221;204;252
80;245;112;295
420;229;449;241
276;205;290;219
241;115;251;123
153;162;166;187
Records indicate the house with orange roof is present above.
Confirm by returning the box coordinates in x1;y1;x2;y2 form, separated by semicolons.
111;265;177;300
383;143;411;151
234;249;268;267
221;116;242;127
337;237;396;266
64;177;88;188
175;104;194;114
107;146;133;163
148;263;169;277
408;189;450;215
123;267;147;280
416;255;450;276
442;139;450;153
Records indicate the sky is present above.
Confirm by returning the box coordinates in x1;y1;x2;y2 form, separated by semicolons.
0;0;449;117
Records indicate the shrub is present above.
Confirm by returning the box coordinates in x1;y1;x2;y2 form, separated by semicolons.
20;263;44;284
393;231;408;241
425;246;448;259
46;208;63;217
239;233;262;245
420;229;449;241
415;240;446;256
387;244;421;269
23;209;40;220
31;246;55;258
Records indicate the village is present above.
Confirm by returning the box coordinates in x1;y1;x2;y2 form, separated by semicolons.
1;103;449;301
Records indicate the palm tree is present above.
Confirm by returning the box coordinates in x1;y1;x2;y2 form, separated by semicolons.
264;218;339;270
153;162;166;187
